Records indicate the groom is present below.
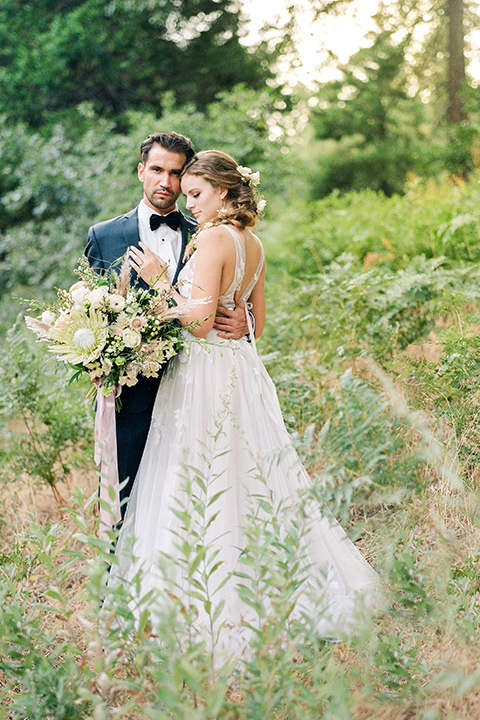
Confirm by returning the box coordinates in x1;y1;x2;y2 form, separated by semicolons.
86;130;249;517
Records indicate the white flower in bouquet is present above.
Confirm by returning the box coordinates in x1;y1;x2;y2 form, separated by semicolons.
41;310;56;325
119;366;139;387
86;362;104;381
108;293;127;312
69;281;89;306
87;286;109;308
141;360;161;377
121;328;142;349
112;313;130;335
101;358;113;374
74;328;96;349
49;308;108;365
148;338;176;365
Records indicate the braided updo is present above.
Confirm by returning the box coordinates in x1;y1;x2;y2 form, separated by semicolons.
181;150;263;230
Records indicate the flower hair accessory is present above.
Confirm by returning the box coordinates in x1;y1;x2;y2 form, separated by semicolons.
237;165;260;186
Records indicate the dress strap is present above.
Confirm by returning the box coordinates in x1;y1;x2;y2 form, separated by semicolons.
223;225;245;260
241;235;264;302
221;225;245;299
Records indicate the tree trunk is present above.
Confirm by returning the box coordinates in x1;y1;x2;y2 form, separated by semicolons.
447;0;467;122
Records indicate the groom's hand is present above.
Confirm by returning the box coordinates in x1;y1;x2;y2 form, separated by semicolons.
213;291;249;339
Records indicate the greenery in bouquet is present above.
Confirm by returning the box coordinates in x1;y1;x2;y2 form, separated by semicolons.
25;256;187;396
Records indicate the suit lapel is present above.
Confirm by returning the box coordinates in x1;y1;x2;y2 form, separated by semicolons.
119;206;150;289
121;207;141;248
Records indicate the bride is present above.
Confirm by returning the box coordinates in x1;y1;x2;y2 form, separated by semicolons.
111;150;378;659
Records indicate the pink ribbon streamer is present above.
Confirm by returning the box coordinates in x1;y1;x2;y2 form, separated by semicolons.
94;385;122;538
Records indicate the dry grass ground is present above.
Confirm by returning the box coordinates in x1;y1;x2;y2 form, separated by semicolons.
2;470;480;719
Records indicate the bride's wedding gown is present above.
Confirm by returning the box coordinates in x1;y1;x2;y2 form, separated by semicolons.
113;226;378;659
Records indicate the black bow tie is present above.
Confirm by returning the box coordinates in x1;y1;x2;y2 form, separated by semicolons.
149;211;181;232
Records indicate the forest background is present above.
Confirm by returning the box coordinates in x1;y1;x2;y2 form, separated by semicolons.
1;1;480;718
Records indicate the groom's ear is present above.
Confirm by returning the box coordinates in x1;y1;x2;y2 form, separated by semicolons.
138;162;145;183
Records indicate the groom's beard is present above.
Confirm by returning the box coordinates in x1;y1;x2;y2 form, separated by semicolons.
145;187;177;213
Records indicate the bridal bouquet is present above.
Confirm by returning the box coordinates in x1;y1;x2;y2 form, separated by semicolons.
25;257;185;396
25;256;192;534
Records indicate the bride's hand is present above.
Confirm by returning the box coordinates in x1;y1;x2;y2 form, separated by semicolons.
129;242;170;289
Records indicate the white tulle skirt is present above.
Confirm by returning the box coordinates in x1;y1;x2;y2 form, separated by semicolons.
112;331;378;660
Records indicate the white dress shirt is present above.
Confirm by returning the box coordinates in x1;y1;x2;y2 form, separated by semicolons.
137;200;182;283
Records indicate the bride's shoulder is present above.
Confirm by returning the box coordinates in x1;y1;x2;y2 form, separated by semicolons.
197;223;234;238
195;224;236;251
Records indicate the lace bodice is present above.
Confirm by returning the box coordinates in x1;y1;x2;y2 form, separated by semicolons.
177;225;264;309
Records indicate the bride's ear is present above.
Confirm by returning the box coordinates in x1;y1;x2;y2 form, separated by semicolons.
219;187;228;200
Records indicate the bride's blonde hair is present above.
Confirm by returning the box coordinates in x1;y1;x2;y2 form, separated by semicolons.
182;150;263;259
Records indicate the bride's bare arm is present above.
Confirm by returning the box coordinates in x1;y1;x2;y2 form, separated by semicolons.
129;235;225;338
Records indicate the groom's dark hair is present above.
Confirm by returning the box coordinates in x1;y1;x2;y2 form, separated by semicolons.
140;131;195;164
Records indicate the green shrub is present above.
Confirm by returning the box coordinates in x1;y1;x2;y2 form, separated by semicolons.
0;319;93;494
263;173;480;276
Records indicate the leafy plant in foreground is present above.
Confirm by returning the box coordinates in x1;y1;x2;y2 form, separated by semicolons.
307;369;428;523
0;319;93;497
